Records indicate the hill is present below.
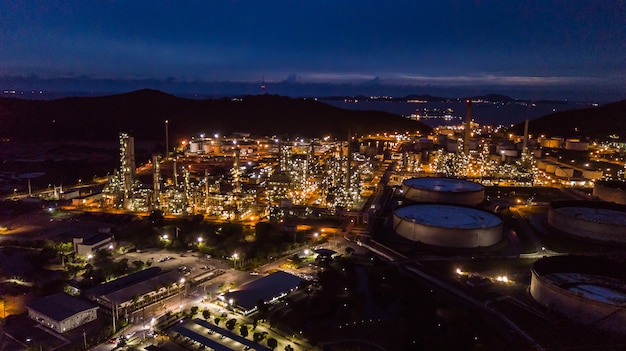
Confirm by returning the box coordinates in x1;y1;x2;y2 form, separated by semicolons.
509;99;626;140
0;89;431;141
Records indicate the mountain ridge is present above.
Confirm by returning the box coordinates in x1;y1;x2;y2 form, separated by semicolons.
0;89;432;141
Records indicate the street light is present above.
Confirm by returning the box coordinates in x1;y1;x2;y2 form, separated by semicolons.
179;278;185;307
232;253;239;269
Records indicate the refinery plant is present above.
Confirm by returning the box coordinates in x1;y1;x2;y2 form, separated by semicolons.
101;132;375;221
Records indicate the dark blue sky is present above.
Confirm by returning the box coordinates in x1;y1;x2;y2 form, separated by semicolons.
1;1;624;99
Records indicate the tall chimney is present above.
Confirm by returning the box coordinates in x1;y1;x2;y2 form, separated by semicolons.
522;119;529;152
464;100;472;155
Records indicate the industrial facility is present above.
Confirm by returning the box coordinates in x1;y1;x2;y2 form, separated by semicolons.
530;255;626;334
392;204;502;248
101;132;375;221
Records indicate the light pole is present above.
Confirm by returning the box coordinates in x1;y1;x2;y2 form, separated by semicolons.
179;278;185;310
82;329;87;350
232;253;239;269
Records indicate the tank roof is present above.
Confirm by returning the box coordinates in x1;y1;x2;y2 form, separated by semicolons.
533;256;626;305
394;204;501;229
403;177;483;192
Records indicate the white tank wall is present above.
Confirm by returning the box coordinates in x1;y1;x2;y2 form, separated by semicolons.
540;139;560;148
582;170;603;180
530;270;626;334
565;140;589;151
593;183;626;205
548;206;626;243
189;141;200;153
402;185;484;206
392;214;502;248
555;167;574;178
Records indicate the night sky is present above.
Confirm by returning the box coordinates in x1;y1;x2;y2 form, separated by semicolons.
1;1;624;99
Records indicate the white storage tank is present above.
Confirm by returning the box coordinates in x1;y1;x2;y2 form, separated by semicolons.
582;170;603;180
189;141;200;153
593;180;626;204
548;200;626;243
531;255;626;335
555;167;574;178
401;177;484;206
565;139;589;151
393;204;503;248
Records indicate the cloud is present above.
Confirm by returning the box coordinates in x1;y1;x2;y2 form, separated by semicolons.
388;74;602;86
296;73;378;83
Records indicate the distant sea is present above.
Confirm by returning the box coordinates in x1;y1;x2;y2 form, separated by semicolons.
321;99;595;127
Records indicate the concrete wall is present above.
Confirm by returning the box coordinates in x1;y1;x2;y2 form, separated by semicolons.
530;269;626;334
392;214;502;248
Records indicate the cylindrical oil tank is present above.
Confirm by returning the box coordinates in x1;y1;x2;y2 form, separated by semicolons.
401;177;484;206
393;204;502;248
531;255;626;335
565;139;589;151
593;180;626;204
555;167;574;178
548;200;626;243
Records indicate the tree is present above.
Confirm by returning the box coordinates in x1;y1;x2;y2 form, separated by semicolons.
190;306;199;317
240;325;249;338
132;260;145;271
148;210;164;227
229;281;237;290
202;309;210;320
253;332;264;342
117;337;127;348
66;263;82;278
267;337;278;350
285;345;294;351
214;317;221;326
226;318;237;331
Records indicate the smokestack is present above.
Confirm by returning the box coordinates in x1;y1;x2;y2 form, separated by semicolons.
522;119;529;152
152;154;161;206
464;100;472;155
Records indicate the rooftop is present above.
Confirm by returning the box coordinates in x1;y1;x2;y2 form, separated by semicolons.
27;292;98;322
85;267;163;297
224;271;303;311
82;232;113;246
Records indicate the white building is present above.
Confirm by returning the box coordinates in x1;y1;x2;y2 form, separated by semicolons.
73;232;114;256
26;293;98;332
